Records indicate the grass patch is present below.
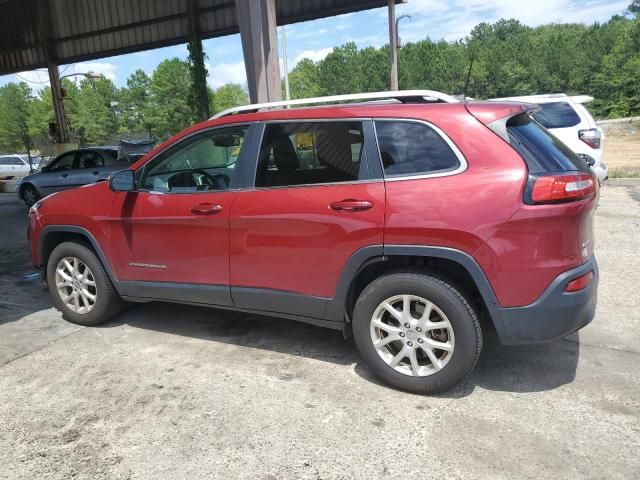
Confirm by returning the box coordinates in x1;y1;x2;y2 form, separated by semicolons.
607;168;640;178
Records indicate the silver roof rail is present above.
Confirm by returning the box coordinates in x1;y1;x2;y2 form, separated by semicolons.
211;89;460;119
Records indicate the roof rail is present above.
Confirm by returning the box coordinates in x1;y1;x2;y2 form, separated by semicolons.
211;90;459;119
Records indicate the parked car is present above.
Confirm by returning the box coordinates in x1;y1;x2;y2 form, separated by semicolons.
491;94;607;181
26;90;599;394
18;146;124;206
0;154;38;179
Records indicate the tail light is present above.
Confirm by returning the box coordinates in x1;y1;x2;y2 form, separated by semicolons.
578;128;601;149
565;271;594;292
525;172;596;205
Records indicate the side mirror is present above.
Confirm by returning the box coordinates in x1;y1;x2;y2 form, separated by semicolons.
109;169;135;192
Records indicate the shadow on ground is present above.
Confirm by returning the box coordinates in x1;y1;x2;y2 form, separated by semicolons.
106;301;580;396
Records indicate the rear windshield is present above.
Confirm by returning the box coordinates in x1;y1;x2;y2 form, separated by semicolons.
531;102;580;128
506;114;589;173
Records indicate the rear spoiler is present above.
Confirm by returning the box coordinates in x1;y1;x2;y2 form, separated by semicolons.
465;101;540;143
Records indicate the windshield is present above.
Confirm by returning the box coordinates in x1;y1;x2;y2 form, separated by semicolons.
531;102;581;129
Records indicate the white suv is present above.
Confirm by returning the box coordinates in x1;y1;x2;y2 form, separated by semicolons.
491;94;607;181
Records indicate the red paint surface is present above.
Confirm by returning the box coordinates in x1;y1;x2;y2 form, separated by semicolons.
28;101;597;308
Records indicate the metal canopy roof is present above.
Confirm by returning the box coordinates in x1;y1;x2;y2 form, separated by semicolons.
0;0;397;75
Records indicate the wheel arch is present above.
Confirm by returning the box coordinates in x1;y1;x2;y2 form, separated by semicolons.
40;225;121;294
19;181;39;197
327;245;500;329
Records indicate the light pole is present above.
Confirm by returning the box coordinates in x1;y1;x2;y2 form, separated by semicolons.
51;71;101;149
389;1;411;91
388;0;398;90
281;26;291;103
395;14;411;48
60;72;102;81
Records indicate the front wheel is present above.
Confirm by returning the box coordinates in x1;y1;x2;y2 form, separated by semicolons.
47;242;124;326
21;184;39;207
352;272;482;394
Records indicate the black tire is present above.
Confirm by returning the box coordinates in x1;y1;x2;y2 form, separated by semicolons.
21;184;39;207
352;271;482;394
47;242;124;326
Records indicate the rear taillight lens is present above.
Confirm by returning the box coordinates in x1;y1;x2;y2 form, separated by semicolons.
526;172;596;205
578;128;601;149
565;271;594;292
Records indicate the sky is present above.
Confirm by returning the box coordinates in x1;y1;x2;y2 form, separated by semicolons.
0;0;631;92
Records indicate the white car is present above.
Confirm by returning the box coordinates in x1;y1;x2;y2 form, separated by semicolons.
491;94;607;181
0;154;37;179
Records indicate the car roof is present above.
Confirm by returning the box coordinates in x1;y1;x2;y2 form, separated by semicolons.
491;93;594;105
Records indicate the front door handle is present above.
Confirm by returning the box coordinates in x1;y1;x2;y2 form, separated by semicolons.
61;173;68;178
330;199;374;212
92;171;100;175
191;203;223;215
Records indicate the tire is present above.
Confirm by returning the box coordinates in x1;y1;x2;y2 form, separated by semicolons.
47;242;124;326
22;184;39;207
352;271;482;394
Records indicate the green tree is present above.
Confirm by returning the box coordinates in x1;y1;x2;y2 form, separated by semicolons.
66;77;118;146
119;69;152;134
0;82;32;154
147;58;196;140
209;83;249;115
288;59;322;99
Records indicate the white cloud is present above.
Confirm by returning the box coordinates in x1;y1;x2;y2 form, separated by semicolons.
72;62;118;82
399;0;630;41
294;47;334;64
206;61;247;89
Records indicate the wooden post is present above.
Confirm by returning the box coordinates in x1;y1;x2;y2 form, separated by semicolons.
236;0;282;104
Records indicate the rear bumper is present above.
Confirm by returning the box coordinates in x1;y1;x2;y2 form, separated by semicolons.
490;256;598;345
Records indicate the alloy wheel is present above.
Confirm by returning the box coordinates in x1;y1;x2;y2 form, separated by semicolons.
370;294;455;376
55;256;98;314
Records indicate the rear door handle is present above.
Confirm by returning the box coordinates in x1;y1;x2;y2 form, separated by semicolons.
92;171;100;175
191;203;223;215
329;199;374;212
61;173;68;178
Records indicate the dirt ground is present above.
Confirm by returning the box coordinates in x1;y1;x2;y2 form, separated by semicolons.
601;119;640;172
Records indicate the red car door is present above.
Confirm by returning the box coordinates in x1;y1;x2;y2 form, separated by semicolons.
107;124;253;305
229;120;385;318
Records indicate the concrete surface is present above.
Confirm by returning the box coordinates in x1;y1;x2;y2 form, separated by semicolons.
0;188;638;480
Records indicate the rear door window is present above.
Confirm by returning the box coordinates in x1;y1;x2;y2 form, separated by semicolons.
531;102;581;129
374;121;461;177
506;114;589;173
77;151;104;169
47;152;76;172
0;156;23;166
255;121;366;188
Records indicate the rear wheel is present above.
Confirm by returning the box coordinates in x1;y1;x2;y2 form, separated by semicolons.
352;271;482;394
21;184;39;207
47;242;124;326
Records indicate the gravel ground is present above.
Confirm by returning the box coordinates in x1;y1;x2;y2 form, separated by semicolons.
0;187;638;480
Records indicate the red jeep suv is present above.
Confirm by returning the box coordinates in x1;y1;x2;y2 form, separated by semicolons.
26;91;598;393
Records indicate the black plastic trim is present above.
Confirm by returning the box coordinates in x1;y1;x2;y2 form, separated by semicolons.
492;256;598;344
40;225;122;294
383;245;500;304
324;245;385;321
232;286;326;318
119;281;232;306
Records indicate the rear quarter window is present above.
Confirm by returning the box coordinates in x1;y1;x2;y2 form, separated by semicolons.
506;114;589;173
531;102;581;128
374;121;461;177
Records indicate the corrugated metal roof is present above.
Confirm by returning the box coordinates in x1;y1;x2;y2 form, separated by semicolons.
0;0;397;75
